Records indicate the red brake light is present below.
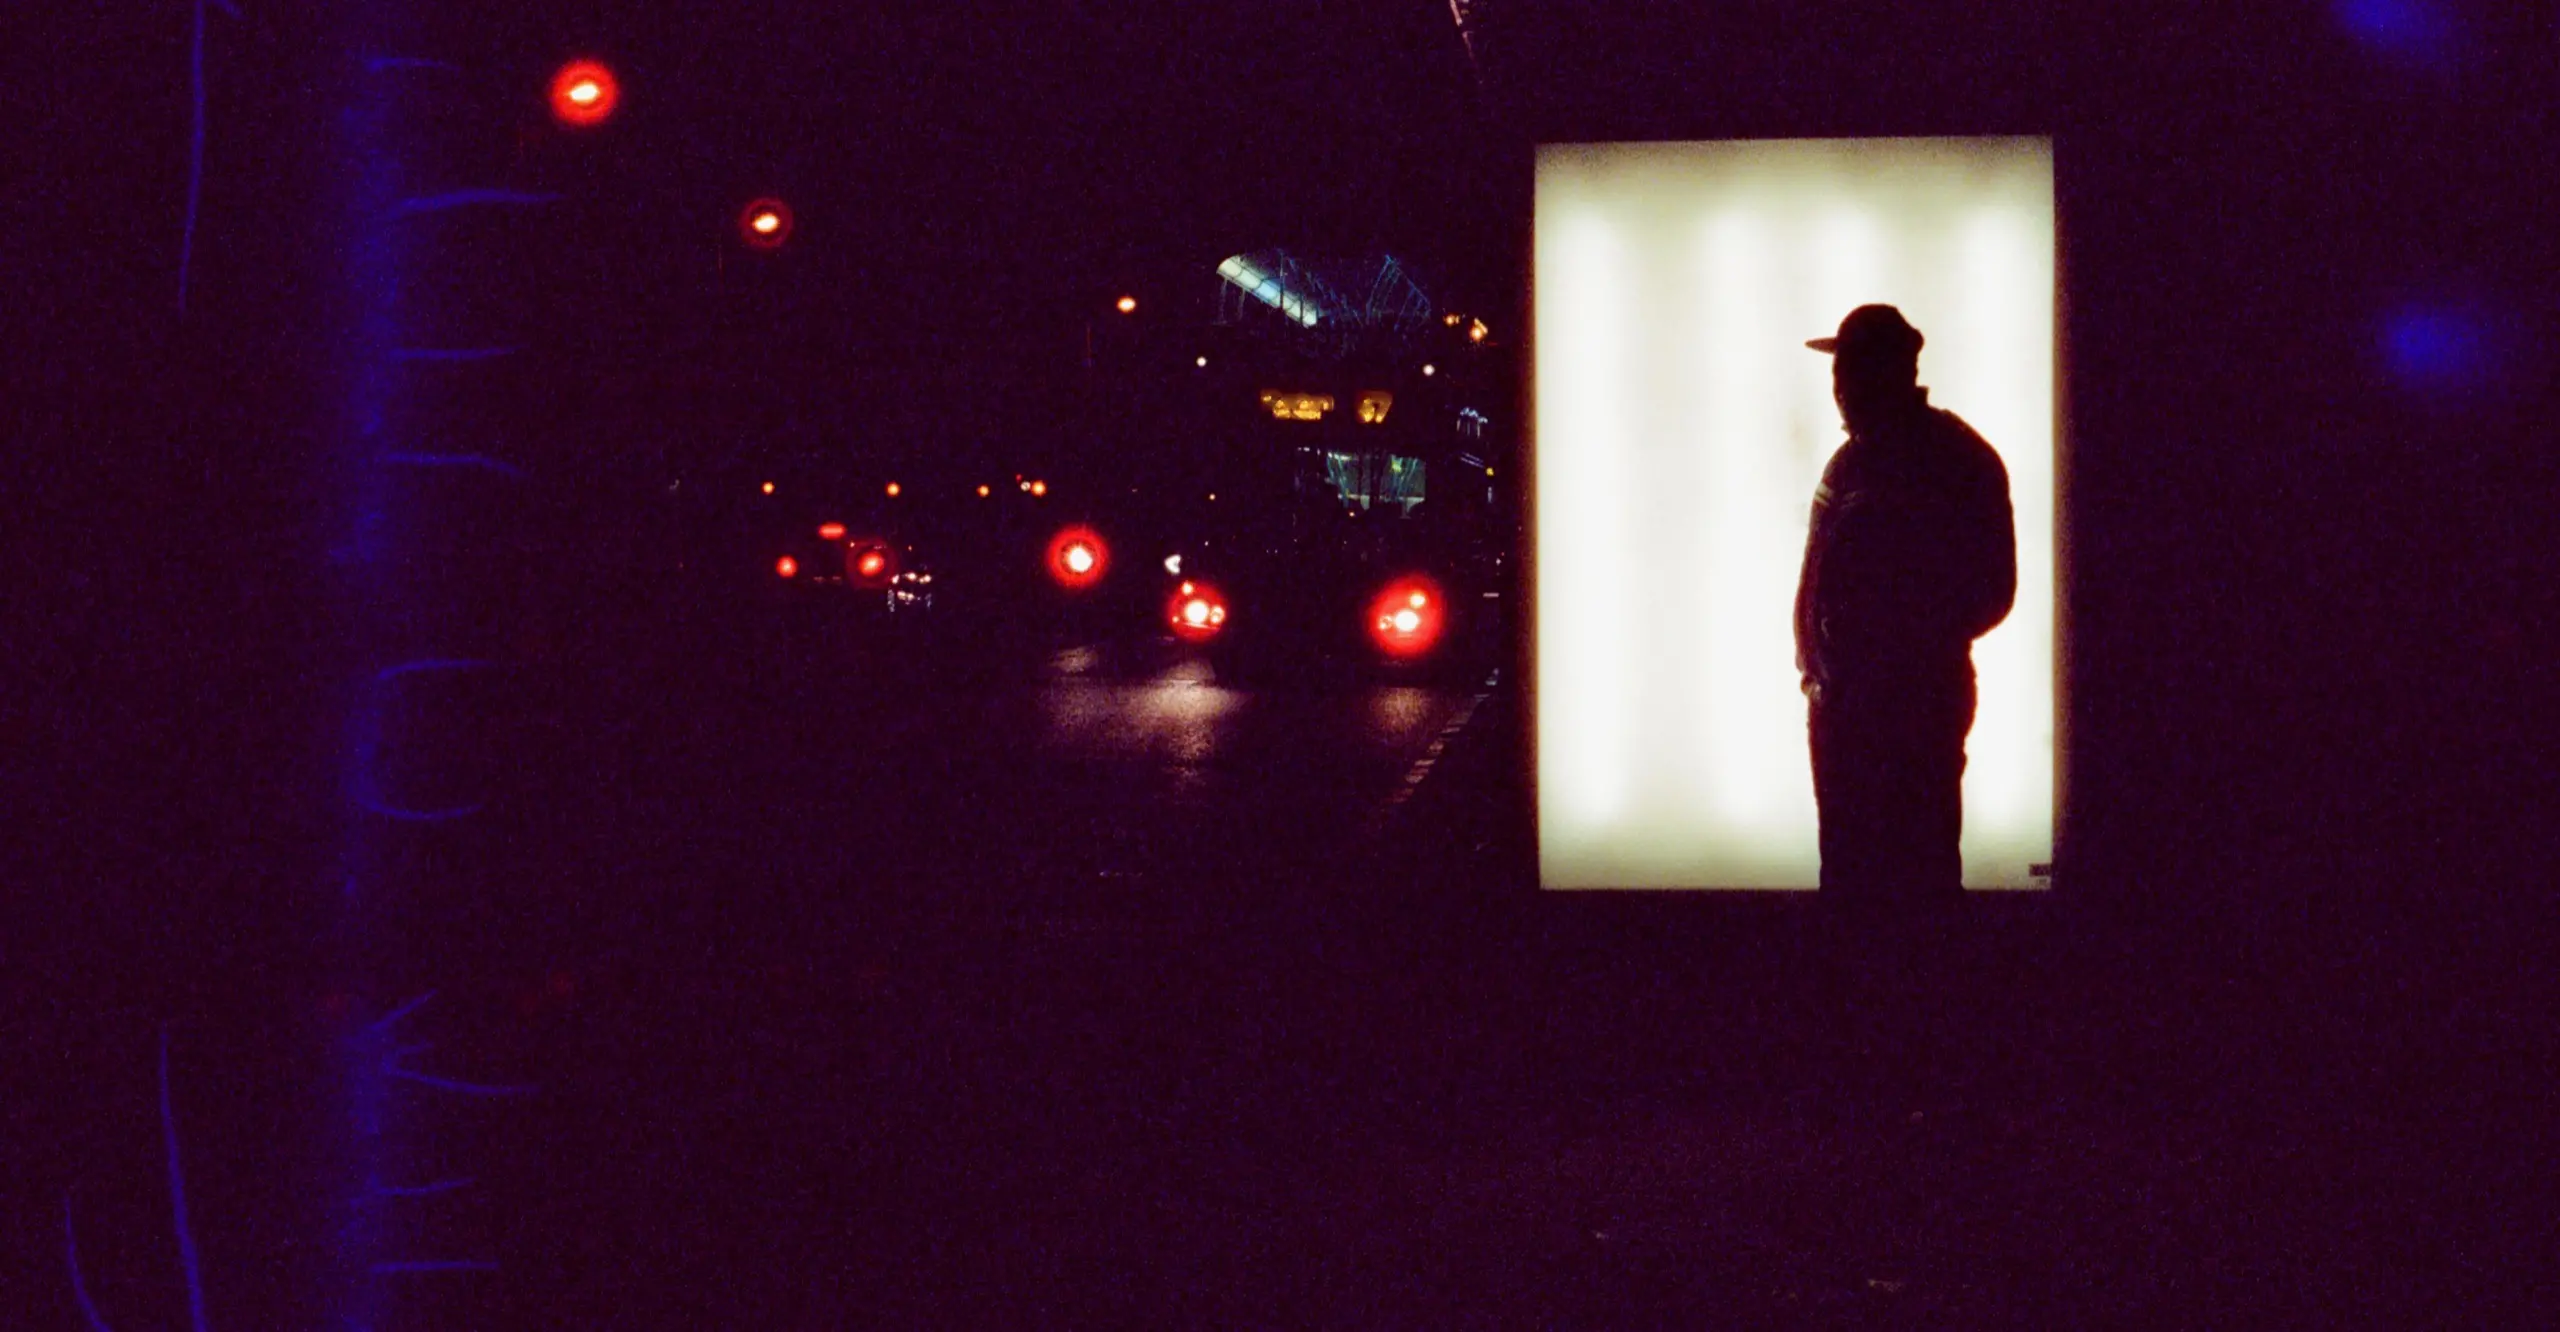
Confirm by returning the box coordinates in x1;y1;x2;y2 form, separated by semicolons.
817;523;846;541
1046;526;1109;589
1367;574;1446;657
775;556;798;578
1168;581;1227;641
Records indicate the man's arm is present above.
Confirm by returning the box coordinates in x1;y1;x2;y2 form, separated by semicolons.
1965;449;2017;641
1795;470;1838;690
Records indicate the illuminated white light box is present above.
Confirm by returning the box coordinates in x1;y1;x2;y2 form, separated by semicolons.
1534;137;2056;890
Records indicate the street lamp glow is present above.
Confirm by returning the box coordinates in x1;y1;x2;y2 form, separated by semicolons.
884;481;900;497
1422;363;1437;376
760;481;775;494
1030;480;1047;497
1116;295;1138;314
739;198;793;249
549;60;620;128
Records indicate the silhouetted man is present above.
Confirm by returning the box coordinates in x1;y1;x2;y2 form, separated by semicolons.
1794;305;2016;902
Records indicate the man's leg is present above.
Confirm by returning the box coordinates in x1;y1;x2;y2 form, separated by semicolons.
1810;692;1894;896
1883;673;1974;899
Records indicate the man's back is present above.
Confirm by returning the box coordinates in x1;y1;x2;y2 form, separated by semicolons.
1796;399;2016;686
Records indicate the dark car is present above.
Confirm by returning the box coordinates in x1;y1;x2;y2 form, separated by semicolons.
1150;457;1500;687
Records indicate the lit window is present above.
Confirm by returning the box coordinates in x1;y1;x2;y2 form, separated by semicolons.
1258;390;1335;421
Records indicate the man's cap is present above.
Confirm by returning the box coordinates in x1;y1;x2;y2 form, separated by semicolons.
1806;303;1924;357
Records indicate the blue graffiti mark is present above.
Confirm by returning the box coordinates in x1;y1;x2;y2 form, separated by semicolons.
364;55;460;74
384;1067;539;1098
389;346;523;363
382;189;563;223
364;1176;474;1199
368;991;437;1034
160;1031;214;1332
64;1195;119;1332
350;997;536;1096
352;792;486;823
375;658;502;684
180;0;208;313
178;0;244;315
383;452;527;479
370;1261;500;1275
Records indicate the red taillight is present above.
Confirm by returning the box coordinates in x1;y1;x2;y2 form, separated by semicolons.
1367;575;1446;658
775;556;798;578
842;541;895;584
817;522;845;541
1046;526;1109;589
1168;581;1227;641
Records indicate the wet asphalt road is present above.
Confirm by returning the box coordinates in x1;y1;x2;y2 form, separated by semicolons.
562;613;1504;947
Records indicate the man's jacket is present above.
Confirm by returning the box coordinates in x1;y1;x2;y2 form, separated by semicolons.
1794;393;2016;690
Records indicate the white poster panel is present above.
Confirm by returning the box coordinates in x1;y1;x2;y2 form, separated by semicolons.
1535;137;2055;890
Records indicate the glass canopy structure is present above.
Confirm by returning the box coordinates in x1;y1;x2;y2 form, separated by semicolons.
1215;251;1438;358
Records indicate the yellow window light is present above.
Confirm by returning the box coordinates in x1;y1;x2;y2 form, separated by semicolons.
1258;390;1335;421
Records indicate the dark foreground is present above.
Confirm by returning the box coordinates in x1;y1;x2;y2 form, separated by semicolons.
33;613;2556;1329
